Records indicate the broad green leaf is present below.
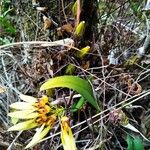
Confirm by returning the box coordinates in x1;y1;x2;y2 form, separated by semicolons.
8;119;38;131
126;135;134;150
25;125;51;149
133;137;144;150
129;0;139;15
40;76;100;111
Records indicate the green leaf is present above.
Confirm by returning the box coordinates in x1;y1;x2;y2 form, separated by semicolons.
126;135;134;150
123;123;150;142
40;76;100;111
126;135;144;150
129;0;139;14
0;17;16;35
133;137;144;150
0;37;11;45
71;97;85;112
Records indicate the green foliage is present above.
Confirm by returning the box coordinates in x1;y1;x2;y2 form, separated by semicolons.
40;76;100;111
0;37;11;45
128;0;143;19
129;0;139;15
0;16;16;35
127;135;133;150
126;135;144;150
0;1;16;44
71;97;85;112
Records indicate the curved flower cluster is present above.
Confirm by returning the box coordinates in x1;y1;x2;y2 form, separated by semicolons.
8;94;64;149
8;94;77;149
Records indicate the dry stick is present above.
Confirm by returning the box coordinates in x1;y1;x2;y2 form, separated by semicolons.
7;131;22;150
136;69;150;82
61;0;68;23
76;0;81;26
40;89;150;143
98;50;107;144
0;41;75;49
0;40;102;56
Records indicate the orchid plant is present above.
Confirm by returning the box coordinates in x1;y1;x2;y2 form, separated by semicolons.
8;75;99;149
8;94;77;149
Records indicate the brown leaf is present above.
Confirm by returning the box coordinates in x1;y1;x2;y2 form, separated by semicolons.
82;61;90;70
57;24;74;37
128;78;142;95
43;16;52;30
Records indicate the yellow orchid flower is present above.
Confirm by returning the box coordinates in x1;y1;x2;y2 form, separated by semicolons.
61;116;77;150
25;115;56;149
8;94;61;149
8;94;77;149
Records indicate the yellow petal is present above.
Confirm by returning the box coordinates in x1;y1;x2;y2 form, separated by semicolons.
11;117;19;125
8;110;38;119
9;102;36;110
25;124;51;149
61;117;77;150
8;119;38;131
19;94;37;104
